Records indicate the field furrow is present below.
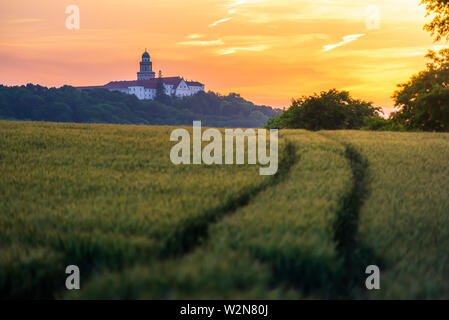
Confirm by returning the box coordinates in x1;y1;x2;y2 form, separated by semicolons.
322;131;449;299
68;131;357;299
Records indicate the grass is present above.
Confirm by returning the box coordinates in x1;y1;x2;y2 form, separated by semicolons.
321;131;449;299
1;121;449;299
0;121;269;298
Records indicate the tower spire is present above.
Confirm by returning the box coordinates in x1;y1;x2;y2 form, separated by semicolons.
138;48;155;80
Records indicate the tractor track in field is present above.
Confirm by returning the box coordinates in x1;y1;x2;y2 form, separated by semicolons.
332;143;377;297
160;140;298;259
261;135;382;299
318;135;384;298
159;133;382;299
247;139;381;299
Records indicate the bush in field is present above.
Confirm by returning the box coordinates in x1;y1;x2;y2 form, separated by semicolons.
265;89;381;130
362;117;407;131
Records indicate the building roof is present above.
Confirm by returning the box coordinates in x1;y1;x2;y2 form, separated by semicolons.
142;51;150;59
77;77;203;91
105;78;175;90
186;81;204;87
104;80;158;89
160;77;183;87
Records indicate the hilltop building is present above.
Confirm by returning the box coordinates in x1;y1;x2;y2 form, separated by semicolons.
77;50;204;100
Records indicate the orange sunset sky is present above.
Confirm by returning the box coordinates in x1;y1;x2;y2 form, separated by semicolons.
0;0;445;113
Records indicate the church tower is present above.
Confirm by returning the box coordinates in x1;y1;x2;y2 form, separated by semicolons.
137;49;156;80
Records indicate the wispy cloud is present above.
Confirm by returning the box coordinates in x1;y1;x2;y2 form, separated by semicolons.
322;34;365;52
7;18;45;24
178;39;224;46
187;34;204;39
209;17;232;27
218;45;268;55
227;0;249;7
227;0;265;7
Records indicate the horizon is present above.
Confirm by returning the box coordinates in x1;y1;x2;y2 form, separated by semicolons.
0;0;444;114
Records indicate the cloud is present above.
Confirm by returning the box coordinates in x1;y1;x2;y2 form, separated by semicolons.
209;17;232;27
227;0;265;7
7;18;45;24
227;0;249;7
218;45;268;55
322;34;365;52
187;34;204;39
178;39;224;46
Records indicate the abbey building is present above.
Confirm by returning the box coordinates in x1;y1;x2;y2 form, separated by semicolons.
77;50;204;100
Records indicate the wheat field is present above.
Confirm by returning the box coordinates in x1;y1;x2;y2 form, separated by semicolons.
1;121;448;299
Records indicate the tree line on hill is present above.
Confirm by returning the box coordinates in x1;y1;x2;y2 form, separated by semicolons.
0;84;280;128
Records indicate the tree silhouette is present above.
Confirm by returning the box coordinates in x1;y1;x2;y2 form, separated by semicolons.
156;70;165;102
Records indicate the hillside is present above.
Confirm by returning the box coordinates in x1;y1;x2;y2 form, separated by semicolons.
0;84;280;128
1;121;449;299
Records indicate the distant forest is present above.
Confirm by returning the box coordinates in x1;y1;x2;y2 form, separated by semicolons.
0;84;281;128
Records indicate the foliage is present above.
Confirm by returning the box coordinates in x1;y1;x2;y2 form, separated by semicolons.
362;116;407;131
392;49;449;131
0;84;280;128
265;89;381;130
421;0;449;41
155;70;168;103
